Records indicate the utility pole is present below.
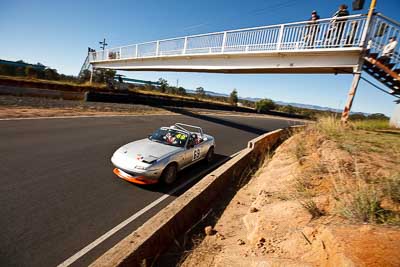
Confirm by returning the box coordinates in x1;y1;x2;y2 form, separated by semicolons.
96;38;108;85
341;0;377;123
99;38;108;50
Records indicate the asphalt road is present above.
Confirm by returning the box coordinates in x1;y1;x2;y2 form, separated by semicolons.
0;112;302;267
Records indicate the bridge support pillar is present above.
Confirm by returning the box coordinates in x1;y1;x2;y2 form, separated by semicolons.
341;72;361;123
90;68;94;84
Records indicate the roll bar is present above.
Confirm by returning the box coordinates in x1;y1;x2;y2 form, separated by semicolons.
173;123;204;137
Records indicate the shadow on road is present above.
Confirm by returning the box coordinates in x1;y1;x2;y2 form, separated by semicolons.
161;107;268;135
130;153;230;196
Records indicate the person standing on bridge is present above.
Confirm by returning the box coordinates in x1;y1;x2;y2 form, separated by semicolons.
378;36;398;66
332;4;349;19
305;10;320;48
326;4;349;47
365;39;373;56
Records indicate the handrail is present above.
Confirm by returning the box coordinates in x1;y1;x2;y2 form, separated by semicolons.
102;14;367;51
376;13;400;27
367;13;400;69
89;14;369;63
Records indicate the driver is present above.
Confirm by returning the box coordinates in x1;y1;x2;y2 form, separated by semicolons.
165;132;176;144
191;133;202;145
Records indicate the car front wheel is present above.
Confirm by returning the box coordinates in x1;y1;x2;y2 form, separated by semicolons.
205;146;214;164
161;164;177;184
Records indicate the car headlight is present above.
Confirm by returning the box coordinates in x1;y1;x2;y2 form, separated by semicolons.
135;165;147;170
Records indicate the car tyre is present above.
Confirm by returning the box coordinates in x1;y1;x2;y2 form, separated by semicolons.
161;163;177;184
205;146;214;164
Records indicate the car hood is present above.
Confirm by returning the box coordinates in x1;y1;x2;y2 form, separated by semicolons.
116;138;182;163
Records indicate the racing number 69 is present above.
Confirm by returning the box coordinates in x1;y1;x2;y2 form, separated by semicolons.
193;148;201;161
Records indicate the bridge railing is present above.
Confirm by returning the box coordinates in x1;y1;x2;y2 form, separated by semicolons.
89;15;367;63
78;55;91;77
368;13;400;68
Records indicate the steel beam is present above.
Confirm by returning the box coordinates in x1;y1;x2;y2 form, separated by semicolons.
341;72;362;122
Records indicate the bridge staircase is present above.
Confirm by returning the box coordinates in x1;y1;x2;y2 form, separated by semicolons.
78;54;92;78
361;14;400;96
363;54;400;95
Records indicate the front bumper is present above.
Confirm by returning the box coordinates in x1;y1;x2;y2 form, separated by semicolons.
111;154;162;179
113;168;159;185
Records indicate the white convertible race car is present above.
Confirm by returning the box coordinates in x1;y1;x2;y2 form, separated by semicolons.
111;123;215;185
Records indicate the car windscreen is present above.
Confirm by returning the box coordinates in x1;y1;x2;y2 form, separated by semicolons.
149;128;188;147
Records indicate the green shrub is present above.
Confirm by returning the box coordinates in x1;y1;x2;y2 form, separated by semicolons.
384;175;400;203
350;119;390;131
255;98;276;113
339;186;388;224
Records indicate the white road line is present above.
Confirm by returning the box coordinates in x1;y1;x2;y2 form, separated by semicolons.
57;156;234;267
0;113;178;121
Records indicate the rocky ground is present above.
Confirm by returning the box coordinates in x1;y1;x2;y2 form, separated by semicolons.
180;119;400;267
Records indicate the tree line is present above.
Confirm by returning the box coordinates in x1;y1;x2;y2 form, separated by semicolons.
0;61;116;84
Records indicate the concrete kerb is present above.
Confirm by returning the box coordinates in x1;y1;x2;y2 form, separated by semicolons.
90;127;296;267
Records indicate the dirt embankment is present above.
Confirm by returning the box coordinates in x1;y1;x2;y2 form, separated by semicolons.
0;95;172;118
181;120;400;267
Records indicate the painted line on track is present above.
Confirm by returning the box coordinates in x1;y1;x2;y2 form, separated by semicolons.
0;113;179;121
57;153;239;267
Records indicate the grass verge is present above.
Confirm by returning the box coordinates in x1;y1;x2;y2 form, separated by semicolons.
291;116;400;225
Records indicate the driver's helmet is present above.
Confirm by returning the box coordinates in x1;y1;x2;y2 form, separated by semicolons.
165;132;175;143
191;133;201;145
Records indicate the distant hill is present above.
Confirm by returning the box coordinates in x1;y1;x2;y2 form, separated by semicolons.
185;88;351;114
186;89;228;98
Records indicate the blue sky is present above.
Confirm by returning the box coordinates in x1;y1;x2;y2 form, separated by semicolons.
1;0;400;115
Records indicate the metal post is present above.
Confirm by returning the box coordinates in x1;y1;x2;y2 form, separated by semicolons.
183;37;188;54
156;41;160;56
276;24;285;50
360;0;377;47
221;32;227;53
135;44;138;58
341;71;361;122
341;0;377;122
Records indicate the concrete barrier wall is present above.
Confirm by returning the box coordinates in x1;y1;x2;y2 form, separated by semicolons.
0;77;100;92
85;91;256;113
91;128;292;267
0;85;84;100
86;91;305;119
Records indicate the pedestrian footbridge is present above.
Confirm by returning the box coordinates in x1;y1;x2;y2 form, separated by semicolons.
88;13;400;96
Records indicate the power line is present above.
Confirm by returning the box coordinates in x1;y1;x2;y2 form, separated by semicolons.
360;75;400;99
249;0;299;16
337;68;400;99
178;0;298;35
